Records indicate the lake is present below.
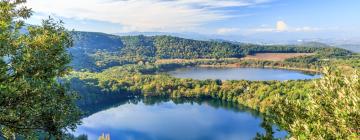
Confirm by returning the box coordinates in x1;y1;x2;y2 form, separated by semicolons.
168;67;321;81
74;98;287;140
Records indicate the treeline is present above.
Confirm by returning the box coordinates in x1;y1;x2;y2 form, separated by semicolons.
154;36;243;59
68;64;313;110
70;32;352;71
269;67;359;139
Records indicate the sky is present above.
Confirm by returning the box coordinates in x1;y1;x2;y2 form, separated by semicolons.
26;0;360;43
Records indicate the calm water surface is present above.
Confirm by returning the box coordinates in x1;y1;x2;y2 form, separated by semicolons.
168;67;321;81
74;98;287;140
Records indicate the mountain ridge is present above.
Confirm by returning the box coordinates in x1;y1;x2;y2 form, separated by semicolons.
69;31;352;72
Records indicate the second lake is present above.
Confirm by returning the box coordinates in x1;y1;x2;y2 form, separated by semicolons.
167;67;321;81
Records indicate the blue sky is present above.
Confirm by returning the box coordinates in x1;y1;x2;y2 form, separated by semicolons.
27;0;360;42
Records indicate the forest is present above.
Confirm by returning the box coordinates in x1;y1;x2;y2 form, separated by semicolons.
70;32;352;71
68;56;359;139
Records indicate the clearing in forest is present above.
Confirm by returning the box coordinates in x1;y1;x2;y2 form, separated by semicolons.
242;53;314;61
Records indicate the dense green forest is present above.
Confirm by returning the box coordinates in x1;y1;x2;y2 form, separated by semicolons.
70;32;352;71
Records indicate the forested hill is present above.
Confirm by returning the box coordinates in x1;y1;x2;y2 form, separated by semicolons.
69;31;352;71
72;31;124;51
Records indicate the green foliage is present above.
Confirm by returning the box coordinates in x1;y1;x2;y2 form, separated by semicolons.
69;32;124;71
69;62;359;139
70;32;352;71
242;45;316;55
120;35;156;61
0;0;81;139
72;31;123;52
269;67;359;139
154;36;243;59
68;63;315;112
98;134;110;140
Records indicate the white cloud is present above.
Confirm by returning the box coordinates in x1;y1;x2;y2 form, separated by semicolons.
250;20;321;33
294;26;320;32
26;0;270;32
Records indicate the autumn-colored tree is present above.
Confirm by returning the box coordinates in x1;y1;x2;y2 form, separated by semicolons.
98;133;110;140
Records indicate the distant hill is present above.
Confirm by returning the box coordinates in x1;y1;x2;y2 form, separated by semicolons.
114;31;212;41
72;31;124;52
297;42;331;48
70;31;353;71
116;32;360;53
294;41;360;53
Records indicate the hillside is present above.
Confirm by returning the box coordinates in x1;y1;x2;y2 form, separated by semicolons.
69;31;353;71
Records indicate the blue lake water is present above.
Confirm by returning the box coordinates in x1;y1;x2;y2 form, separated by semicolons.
74;98;287;140
168;67;321;81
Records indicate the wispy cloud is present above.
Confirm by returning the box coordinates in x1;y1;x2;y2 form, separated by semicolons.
216;28;241;35
27;0;270;32
215;20;322;36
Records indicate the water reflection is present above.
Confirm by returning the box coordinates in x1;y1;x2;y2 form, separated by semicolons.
74;96;287;140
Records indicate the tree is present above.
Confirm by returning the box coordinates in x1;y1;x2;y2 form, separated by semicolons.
270;67;359;139
0;0;81;139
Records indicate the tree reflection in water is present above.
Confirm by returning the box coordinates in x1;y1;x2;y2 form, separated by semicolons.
76;90;285;139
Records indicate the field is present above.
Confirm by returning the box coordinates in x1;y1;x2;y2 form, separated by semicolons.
242;53;314;61
155;58;239;64
156;53;314;64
